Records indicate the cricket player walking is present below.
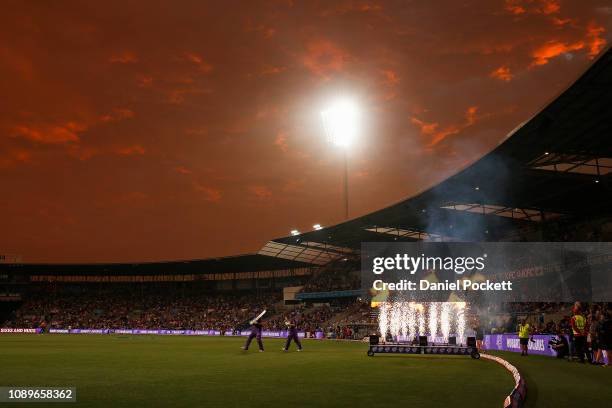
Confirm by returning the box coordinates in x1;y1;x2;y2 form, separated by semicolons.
282;319;302;352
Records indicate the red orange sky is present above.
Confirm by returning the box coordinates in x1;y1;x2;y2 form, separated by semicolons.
1;0;610;263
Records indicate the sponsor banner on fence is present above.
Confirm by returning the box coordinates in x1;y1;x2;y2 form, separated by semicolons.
258;330;306;338
68;329;109;334
484;333;609;364
0;328;41;334
42;328;310;338
484;334;556;356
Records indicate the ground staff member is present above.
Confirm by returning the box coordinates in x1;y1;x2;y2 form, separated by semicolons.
518;319;531;356
571;305;587;363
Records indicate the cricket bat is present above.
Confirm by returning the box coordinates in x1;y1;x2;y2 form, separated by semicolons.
250;310;266;325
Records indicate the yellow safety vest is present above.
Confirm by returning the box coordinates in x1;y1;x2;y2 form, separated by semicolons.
573;315;585;335
518;324;530;338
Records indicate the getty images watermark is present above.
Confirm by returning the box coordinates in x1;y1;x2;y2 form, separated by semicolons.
361;242;612;303
370;252;513;292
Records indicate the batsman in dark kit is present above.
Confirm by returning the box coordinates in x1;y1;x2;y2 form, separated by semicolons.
282;320;302;351
242;310;266;352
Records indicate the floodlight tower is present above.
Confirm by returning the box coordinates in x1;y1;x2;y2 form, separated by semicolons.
321;99;360;220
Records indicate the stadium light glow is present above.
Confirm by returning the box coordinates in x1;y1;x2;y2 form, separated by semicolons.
290;229;300;236
321;99;360;147
313;224;322;230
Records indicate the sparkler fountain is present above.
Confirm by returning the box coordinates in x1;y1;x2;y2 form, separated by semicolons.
428;302;439;340
369;301;479;358
440;302;451;342
455;302;467;344
378;302;389;341
417;303;426;337
377;302;469;345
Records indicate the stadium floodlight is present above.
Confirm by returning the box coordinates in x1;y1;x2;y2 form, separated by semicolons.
321;99;360;147
313;224;322;230
290;229;300;236
321;98;361;219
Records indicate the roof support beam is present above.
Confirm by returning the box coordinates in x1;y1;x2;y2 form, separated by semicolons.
365;227;453;241
440;203;562;222
528;153;611;176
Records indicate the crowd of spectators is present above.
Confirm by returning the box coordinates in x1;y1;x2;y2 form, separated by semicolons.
266;304;335;333
334;301;375;326
3;287;278;332
2;285;354;334
302;266;360;293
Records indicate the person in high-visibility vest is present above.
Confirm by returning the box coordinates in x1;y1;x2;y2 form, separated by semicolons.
571;304;588;363
517;319;532;356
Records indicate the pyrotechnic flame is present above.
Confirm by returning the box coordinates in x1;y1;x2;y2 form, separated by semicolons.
407;302;416;340
455;302;467;345
390;303;402;339
428;302;439;339
440;302;451;342
418;305;426;336
377;301;469;344
378;302;389;340
400;302;410;339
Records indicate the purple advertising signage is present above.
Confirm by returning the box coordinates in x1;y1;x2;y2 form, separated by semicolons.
0;328;41;334
67;329;110;334
484;333;609;363
45;328;308;338
484;334;557;356
237;330;306;338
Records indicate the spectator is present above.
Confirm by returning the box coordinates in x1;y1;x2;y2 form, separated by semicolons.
550;331;569;359
570;303;588;363
590;311;602;365
600;309;612;368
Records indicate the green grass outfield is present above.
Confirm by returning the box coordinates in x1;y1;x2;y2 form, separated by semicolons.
0;335;609;407
487;350;612;408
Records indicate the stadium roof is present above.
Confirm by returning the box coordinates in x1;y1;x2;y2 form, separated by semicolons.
265;47;612;253
2;254;311;276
